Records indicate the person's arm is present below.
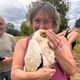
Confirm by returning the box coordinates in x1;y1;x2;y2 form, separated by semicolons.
11;38;55;80
58;30;66;36
68;31;79;44
1;35;16;64
1;56;13;64
46;30;76;76
8;35;16;63
11;35;16;52
11;38;38;80
54;37;76;76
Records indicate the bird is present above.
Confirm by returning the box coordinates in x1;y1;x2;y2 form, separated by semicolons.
24;29;55;72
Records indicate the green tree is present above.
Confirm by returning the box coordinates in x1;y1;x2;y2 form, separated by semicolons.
21;21;33;36
42;0;70;32
21;21;29;35
5;23;20;36
28;0;70;32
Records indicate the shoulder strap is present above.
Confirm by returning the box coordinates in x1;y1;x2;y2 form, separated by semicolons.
24;36;32;55
64;29;71;40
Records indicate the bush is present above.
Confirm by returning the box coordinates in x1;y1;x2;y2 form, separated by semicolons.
73;35;80;53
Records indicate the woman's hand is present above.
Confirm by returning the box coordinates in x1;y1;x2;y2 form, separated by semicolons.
36;67;56;80
46;29;69;52
46;29;76;75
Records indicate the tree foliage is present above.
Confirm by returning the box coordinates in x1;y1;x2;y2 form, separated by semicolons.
5;23;21;36
21;0;70;36
21;21;33;36
41;0;70;32
28;0;70;32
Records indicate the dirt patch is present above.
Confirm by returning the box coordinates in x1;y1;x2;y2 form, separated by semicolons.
71;53;80;80
71;68;80;80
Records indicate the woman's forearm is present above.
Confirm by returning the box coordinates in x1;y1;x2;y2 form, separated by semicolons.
54;48;76;76
11;69;38;80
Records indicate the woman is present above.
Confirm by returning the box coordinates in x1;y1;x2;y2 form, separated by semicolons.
58;18;80;49
11;1;76;80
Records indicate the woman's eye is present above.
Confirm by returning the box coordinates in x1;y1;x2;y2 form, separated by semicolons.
34;19;40;23
44;21;49;23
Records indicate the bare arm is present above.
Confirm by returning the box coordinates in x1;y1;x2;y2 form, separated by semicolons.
11;38;55;80
54;37;76;75
46;30;76;76
1;36;16;64
58;30;67;36
68;31;79;44
11;38;39;80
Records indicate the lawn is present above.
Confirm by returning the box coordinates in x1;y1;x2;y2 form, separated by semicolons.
15;36;26;41
74;35;80;53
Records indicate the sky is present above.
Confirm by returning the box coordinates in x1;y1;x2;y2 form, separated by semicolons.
68;0;80;28
0;0;36;31
0;0;80;31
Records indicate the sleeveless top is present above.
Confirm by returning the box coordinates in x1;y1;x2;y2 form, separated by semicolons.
64;29;76;49
25;37;70;80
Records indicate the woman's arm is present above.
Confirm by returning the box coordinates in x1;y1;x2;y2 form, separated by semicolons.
68;31;79;44
11;38;38;80
46;30;76;76
58;30;67;36
54;37;76;76
11;38;55;80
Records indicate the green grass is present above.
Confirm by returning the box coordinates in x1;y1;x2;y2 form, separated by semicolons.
15;36;26;41
73;35;80;53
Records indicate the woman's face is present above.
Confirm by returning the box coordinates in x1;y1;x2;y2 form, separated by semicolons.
32;10;53;31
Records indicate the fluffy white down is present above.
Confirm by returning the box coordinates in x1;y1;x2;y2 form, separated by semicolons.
24;29;55;71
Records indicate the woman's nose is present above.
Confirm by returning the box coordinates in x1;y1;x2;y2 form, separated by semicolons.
39;22;46;29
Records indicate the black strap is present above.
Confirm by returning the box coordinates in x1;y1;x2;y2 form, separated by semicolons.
64;29;71;40
37;54;43;70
